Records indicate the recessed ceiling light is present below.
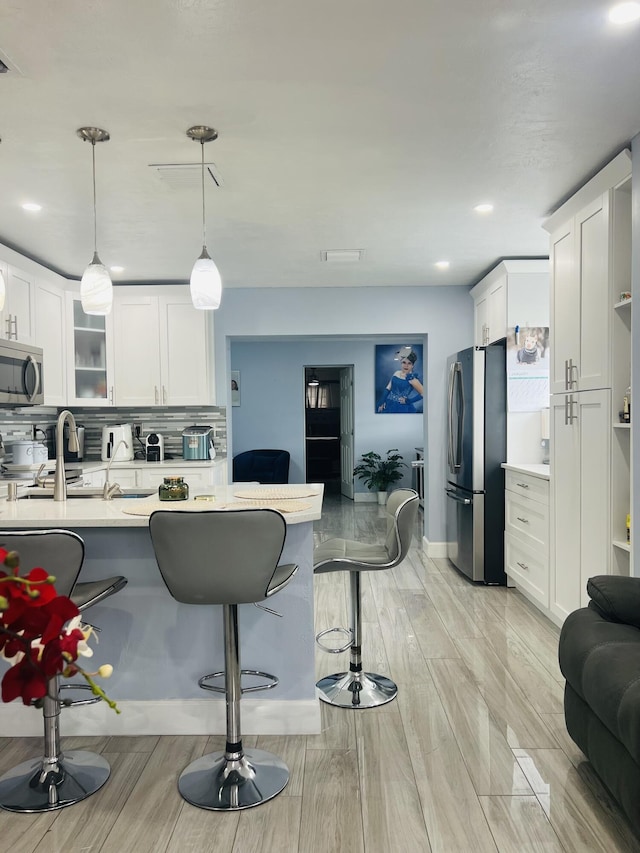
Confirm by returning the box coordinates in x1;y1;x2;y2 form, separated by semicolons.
474;203;494;214
109;266;125;273
22;202;42;212
609;2;640;23
435;260;450;269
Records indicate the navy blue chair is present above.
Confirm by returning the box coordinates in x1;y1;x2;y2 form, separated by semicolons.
232;449;290;484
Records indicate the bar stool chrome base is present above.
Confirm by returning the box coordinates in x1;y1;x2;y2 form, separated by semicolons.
0;751;110;813
316;670;398;708
178;748;289;810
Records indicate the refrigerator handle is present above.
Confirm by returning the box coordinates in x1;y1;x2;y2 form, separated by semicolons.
452;362;463;471
445;487;471;505
447;362;455;473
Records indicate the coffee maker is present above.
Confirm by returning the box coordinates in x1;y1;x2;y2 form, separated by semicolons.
145;433;164;462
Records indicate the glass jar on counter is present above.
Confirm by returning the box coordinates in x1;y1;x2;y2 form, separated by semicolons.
158;476;189;501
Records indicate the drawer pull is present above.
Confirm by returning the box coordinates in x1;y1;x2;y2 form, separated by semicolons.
516;561;529;571
516;482;529;489
516;516;529;524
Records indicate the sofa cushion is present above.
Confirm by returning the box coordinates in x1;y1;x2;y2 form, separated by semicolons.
559;607;640;767
587;575;640;630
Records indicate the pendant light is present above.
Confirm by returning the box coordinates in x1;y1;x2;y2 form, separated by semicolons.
307;371;320;386
77;127;112;315
187;125;222;310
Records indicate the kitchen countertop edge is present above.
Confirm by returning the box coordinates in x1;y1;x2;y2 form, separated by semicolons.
501;462;550;480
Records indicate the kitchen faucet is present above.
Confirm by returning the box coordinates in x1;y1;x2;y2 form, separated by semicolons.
54;410;78;502
103;440;128;500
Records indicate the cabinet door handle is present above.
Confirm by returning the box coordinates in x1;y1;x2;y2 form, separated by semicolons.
516;561;529;571
516;516;529;524
162;385;167;404
109;386;114;405
564;395;570;426
11;315;18;340
568;395;578;423
568;358;578;389
564;359;569;391
5;315;12;338
515;482;529;489
154;386;159;404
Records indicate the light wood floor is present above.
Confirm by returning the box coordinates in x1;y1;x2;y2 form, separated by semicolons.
1;492;639;852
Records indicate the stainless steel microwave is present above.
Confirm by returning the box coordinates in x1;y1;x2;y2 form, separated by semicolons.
0;339;44;406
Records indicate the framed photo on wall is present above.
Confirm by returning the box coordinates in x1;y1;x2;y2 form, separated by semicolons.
375;344;425;413
231;371;241;407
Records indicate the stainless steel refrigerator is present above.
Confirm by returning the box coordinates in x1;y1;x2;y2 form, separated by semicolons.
445;340;507;584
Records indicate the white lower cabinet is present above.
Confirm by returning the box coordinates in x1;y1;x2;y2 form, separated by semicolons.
86;463;225;490
504;470;549;608
550;389;610;623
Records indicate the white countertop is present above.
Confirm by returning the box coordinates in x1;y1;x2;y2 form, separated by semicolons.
0;482;323;528
502;462;550;480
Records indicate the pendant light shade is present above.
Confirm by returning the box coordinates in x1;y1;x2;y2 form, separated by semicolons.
0;270;5;312
77;127;112;315
187;125;222;310
190;246;222;309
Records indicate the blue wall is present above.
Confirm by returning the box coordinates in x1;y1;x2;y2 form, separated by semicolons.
214;285;474;544
230;338;424;489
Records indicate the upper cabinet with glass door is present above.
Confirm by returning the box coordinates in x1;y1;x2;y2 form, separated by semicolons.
65;292;115;406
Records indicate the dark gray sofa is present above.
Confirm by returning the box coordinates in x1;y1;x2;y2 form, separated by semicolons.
559;575;640;837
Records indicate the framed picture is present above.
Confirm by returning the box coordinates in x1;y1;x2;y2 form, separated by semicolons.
375;344;425;413
231;370;241;407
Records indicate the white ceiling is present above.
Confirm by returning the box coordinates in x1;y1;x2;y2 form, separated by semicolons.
0;1;639;290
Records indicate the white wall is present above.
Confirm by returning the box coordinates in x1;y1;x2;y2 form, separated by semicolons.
214;285;474;543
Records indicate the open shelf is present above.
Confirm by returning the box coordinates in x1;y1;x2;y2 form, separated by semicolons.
613;540;631;553
614;298;632;310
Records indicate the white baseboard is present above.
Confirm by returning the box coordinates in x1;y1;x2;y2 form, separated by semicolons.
0;699;321;737
422;536;448;558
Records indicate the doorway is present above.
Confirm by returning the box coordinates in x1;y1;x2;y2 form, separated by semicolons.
304;365;354;497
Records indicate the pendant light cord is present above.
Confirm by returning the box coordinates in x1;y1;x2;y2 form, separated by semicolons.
91;140;98;254
200;139;206;248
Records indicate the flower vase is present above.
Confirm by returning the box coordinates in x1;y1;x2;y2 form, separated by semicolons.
377;491;388;506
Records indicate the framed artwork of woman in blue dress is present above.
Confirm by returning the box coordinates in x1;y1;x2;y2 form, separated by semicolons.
375;344;425;413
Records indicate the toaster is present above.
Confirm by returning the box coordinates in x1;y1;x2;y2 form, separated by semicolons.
145;433;165;462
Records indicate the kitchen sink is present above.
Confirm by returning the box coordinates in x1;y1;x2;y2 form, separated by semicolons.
19;489;155;500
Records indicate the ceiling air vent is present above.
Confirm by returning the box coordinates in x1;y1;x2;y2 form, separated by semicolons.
321;249;364;263
149;162;224;189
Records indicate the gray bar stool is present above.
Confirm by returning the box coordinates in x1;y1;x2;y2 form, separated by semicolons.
149;507;298;811
314;488;419;708
0;529;127;813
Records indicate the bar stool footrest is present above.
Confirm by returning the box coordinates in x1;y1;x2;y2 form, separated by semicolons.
316;670;398;709
315;626;353;654
198;669;279;694
0;750;110;812
59;683;103;707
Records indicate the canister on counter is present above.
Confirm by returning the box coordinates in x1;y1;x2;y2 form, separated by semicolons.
159;476;189;501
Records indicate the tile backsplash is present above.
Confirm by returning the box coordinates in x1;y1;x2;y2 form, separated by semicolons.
0;406;226;462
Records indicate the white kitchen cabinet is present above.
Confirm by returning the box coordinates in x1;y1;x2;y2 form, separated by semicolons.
546;152;632;395
138;466;211;491
470;260;548;348
504;469;550;609
550;389;610;623
114;287;214;407
0;264;35;344
65;292;116;407
34;280;66;406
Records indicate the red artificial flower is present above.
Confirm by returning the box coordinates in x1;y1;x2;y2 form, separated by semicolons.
1;649;48;705
0;567;58;626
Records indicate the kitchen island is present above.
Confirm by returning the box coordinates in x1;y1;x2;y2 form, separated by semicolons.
0;484;323;736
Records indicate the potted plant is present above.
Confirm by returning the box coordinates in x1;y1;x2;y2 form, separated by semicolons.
353;449;407;504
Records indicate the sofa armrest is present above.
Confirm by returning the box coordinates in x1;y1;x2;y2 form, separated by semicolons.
587;575;640;629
